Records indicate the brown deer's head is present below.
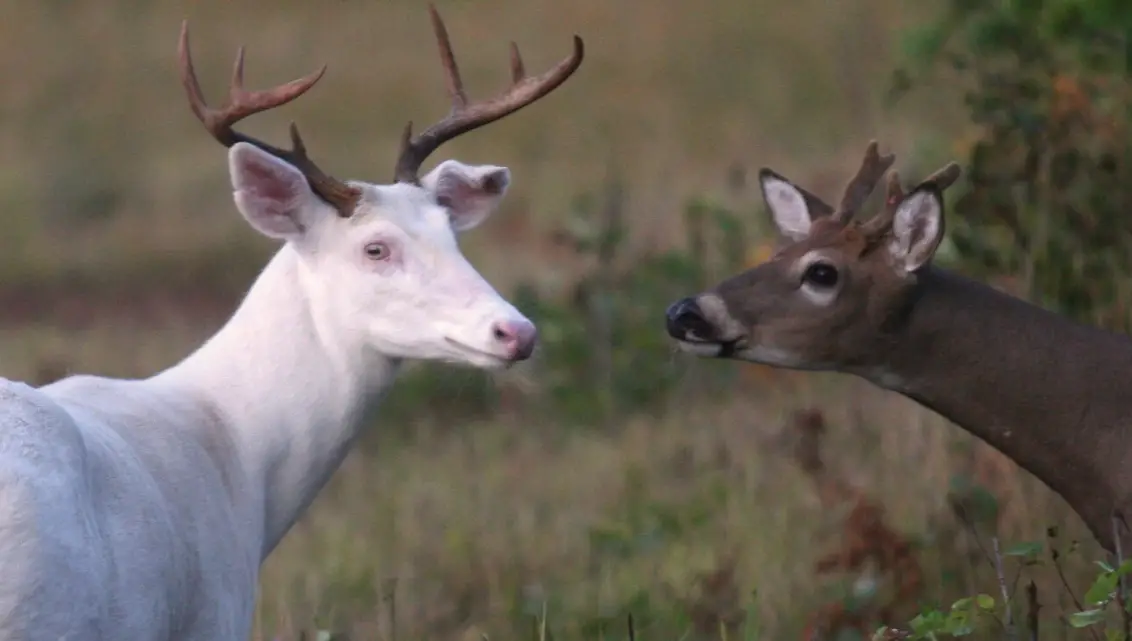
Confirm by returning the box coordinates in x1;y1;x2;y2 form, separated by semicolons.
665;141;961;373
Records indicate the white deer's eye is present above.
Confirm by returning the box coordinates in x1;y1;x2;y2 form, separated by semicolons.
364;242;391;261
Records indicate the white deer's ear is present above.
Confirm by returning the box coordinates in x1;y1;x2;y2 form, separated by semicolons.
759;169;813;241
421;160;511;232
229;143;316;240
887;185;944;273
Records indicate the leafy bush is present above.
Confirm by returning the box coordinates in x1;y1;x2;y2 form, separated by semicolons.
893;0;1132;331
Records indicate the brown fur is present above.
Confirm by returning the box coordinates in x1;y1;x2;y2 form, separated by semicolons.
672;141;1132;553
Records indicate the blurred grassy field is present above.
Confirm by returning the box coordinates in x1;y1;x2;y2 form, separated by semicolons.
0;0;1106;639
0;0;969;300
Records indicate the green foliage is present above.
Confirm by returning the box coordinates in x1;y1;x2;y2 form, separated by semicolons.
518;182;748;424
879;526;1132;640
894;593;996;639
893;0;1132;331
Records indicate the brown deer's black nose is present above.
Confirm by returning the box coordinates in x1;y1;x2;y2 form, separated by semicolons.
665;297;716;341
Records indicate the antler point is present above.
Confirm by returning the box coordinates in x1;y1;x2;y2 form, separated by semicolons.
394;5;583;183
428;3;445;27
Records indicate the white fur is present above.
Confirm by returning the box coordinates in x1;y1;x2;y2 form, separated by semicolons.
887;188;943;273
675;340;724;357
737;345;813;369
760;173;813;240
0;142;535;640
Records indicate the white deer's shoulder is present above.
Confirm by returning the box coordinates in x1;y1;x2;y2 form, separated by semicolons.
0;378;88;469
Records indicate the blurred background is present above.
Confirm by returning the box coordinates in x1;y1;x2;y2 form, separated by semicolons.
2;0;1130;639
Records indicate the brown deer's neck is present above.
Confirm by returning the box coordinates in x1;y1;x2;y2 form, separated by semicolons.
867;267;1132;552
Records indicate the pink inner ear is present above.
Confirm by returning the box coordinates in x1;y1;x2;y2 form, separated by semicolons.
480;172;505;196
438;174;486;215
232;147;311;237
241;155;302;204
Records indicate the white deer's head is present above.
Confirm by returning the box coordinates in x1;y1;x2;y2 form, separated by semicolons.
179;6;584;369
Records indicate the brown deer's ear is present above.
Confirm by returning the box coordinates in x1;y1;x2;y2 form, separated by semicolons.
759;169;830;241
886;184;945;273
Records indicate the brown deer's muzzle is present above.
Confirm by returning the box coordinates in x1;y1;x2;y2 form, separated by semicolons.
666;297;715;341
665;296;746;357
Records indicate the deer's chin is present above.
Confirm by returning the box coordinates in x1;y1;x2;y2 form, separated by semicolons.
731;344;826;370
442;337;515;370
675;339;727;357
673;335;748;359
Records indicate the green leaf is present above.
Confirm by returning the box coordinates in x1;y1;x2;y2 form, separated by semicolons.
1069;609;1108;628
975;593;996;610
1085;571;1120;605
1116;559;1132;577
944;608;974;636
950;597;973;611
910;609;947;635
1004;541;1042;557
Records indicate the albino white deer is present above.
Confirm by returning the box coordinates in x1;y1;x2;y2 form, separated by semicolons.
0;8;583;640
666;141;1132;555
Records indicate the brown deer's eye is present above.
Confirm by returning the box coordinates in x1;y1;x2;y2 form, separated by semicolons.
803;262;839;288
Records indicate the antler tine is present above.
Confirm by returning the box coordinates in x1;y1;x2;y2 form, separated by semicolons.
920;162;962;191
393;4;585;184
860;162;963;237
430;5;468;110
509;42;526;83
833;140;896;223
860;170;905;236
177;20;361;216
886;170;906;205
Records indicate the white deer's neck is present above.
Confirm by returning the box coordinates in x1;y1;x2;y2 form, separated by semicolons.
161;246;400;557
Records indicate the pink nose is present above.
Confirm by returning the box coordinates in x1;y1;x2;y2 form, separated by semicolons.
491;320;538;361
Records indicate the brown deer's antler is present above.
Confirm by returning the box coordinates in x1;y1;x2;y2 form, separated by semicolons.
859;161;962;237
831;140;896;224
178;21;363;217
393;4;585;184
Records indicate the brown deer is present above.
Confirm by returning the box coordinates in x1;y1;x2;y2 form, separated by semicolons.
665;140;1132;553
